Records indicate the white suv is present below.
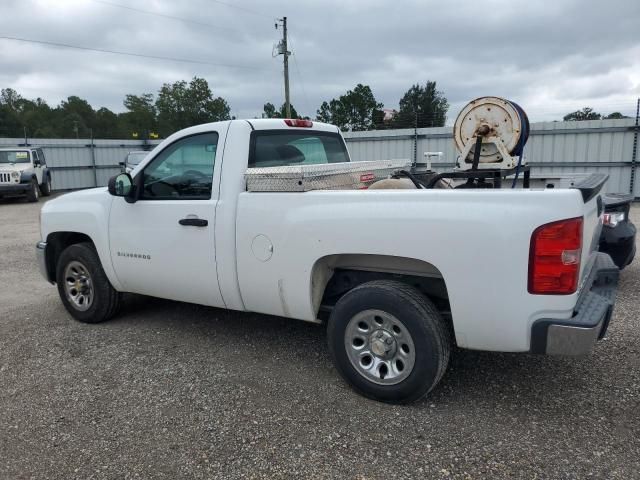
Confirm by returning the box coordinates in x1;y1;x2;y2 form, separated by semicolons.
0;147;52;202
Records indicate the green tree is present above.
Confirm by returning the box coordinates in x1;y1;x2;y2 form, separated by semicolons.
0;88;22;110
156;77;230;136
21;98;55;138
397;81;448;128
280;103;299;119
122;93;156;138
563;107;602;121
0;88;25;137
315;84;383;131
59;96;95;136
94;107;121;138
262;102;301;119
605;112;630;120
316;101;333;124
0;90;61;137
36;96;98;138
262;102;278;118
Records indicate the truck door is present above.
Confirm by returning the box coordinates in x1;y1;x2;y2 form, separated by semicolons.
108;129;225;308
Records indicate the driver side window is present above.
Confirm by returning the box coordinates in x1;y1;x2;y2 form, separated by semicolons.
141;132;218;200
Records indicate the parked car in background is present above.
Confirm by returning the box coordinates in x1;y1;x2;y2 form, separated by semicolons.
120;151;149;174
0;147;52;202
599;193;636;269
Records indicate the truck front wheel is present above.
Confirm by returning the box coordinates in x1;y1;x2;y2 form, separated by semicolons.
327;280;451;403
56;243;121;323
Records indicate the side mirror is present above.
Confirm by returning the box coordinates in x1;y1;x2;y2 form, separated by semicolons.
118;161;125;167
108;173;134;199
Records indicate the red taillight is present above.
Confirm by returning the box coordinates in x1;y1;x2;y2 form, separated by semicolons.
528;217;583;295
284;119;313;128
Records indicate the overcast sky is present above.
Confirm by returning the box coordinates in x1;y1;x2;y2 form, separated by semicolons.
1;0;639;123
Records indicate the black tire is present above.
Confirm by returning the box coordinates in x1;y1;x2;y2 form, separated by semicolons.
56;242;122;323
26;178;39;202
40;175;52;196
327;280;451;404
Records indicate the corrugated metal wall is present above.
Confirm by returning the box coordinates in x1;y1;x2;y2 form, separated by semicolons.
1;118;638;195
0;138;161;190
344;118;639;195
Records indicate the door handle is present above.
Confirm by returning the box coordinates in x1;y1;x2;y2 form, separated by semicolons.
179;218;208;227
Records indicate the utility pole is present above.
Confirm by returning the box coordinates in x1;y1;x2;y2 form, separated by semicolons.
275;17;291;118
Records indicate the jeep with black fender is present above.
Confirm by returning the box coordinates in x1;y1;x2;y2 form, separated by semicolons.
0;147;52;201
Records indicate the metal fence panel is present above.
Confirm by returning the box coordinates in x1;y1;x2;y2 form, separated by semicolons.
0;137;160;190
0;119;637;195
344;119;638;195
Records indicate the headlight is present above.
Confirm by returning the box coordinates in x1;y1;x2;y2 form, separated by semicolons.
10;171;19;179
603;211;625;227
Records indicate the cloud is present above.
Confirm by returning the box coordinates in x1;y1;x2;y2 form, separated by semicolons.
0;0;638;122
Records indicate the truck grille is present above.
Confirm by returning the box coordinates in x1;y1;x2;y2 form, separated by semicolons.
0;173;11;183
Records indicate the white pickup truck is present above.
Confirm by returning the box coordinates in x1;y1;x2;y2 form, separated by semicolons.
37;119;619;403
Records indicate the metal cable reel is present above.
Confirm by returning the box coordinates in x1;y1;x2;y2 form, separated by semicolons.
454;96;530;170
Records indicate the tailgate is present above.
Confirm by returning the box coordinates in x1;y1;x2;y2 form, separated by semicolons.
574;173;608;284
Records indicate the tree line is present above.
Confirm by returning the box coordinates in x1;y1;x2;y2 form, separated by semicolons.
0;77;451;139
264;81;449;131
1;76;630;140
0;77;230;140
562;107;630;121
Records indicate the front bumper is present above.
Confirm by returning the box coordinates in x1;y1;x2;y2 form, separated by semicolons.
530;253;619;355
0;183;30;195
36;241;53;283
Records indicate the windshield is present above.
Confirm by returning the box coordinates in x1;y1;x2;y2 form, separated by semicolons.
126;152;148;166
250;131;350;168
0;150;30;164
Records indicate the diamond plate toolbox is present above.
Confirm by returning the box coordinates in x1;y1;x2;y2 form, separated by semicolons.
245;159;411;192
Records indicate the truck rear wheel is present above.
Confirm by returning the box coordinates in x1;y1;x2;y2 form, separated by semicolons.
56;242;121;323
327;280;450;403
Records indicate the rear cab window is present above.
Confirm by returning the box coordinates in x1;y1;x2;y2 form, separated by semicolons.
249;131;349;168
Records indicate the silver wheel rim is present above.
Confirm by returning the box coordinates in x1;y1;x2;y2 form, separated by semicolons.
63;260;94;311
344;309;416;385
33;182;38;198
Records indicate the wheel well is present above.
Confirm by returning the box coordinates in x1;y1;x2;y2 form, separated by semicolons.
312;254;451;323
45;232;94;282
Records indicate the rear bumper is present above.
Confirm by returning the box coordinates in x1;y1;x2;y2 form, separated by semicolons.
0;183;30;195
599;222;636;269
530;253;619;355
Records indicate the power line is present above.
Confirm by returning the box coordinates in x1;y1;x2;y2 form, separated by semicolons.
0;36;262;70
287;33;312;116
88;0;236;31
206;0;273;19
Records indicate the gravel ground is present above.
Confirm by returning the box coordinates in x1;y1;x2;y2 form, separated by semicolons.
1;193;639;479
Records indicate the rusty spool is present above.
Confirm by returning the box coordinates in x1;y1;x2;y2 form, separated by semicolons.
453;96;530;163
